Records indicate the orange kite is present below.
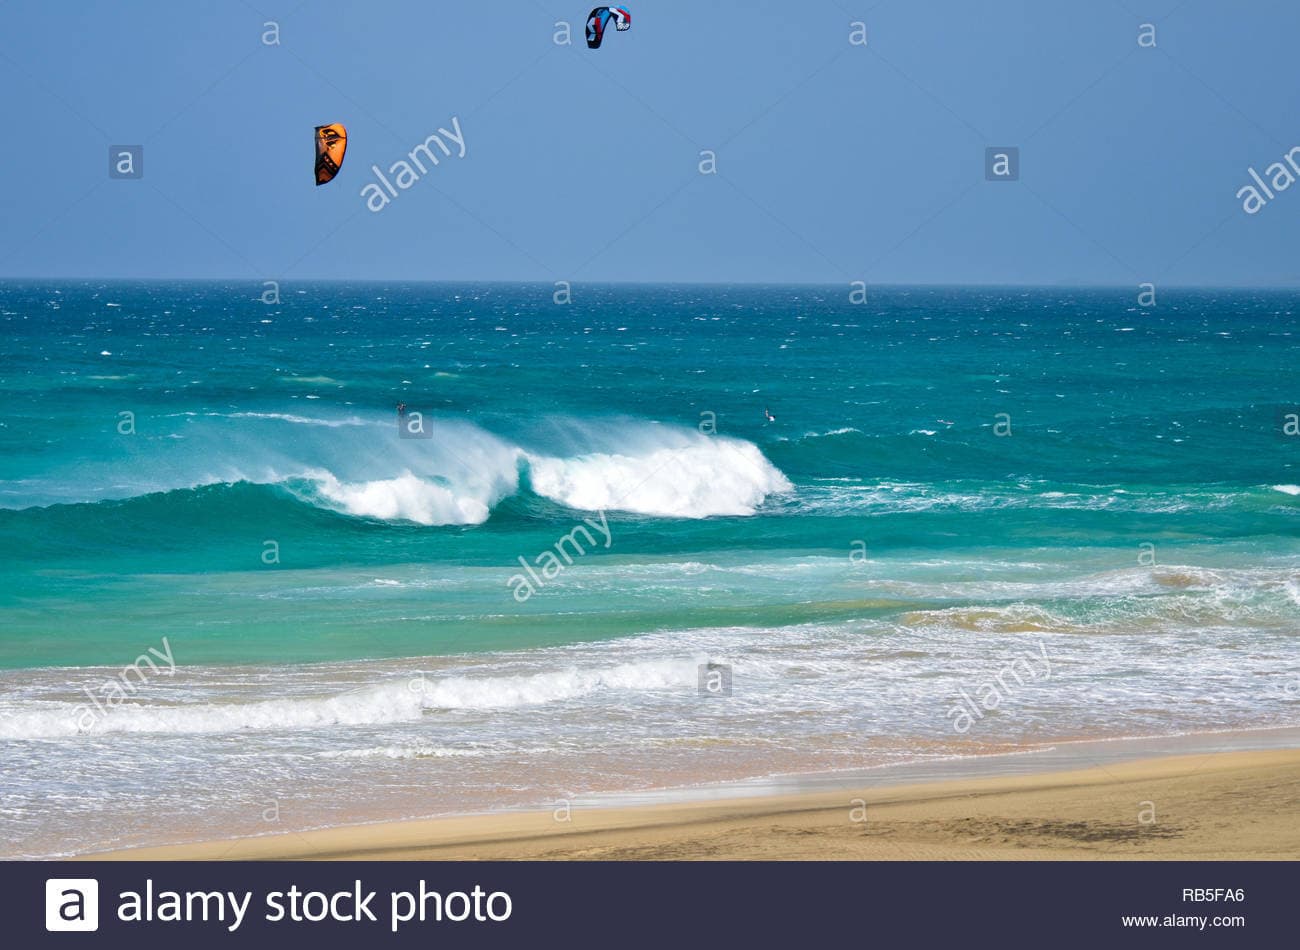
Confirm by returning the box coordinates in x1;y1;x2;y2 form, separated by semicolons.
314;124;347;185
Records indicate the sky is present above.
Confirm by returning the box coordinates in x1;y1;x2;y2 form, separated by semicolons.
2;0;1300;286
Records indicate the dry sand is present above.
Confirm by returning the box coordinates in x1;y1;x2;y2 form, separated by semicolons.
92;747;1300;861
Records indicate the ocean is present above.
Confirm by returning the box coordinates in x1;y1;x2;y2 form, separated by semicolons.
0;281;1296;857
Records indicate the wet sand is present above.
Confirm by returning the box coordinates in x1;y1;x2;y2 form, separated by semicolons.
93;745;1300;861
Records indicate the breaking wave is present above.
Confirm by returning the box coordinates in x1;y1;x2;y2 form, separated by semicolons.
0;412;792;525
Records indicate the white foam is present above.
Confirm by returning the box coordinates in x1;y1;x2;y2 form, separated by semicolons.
320;745;488;760
1271;484;1300;496
801;427;861;439
415;658;699;709
0;684;422;740
526;435;791;518
305;470;502;526
0;658;702;740
219;412;368;427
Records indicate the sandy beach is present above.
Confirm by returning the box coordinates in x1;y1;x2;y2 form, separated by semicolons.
92;746;1300;861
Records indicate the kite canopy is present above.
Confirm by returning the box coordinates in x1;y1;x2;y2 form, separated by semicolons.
314;123;347;185
586;6;631;49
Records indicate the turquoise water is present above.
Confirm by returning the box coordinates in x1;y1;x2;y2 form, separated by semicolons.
0;282;1297;856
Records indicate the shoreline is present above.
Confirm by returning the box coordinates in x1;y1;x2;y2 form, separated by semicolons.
87;728;1300;861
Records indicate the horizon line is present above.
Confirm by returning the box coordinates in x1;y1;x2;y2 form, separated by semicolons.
2;276;1299;292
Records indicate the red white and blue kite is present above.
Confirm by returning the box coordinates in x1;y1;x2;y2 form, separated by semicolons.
587;7;631;49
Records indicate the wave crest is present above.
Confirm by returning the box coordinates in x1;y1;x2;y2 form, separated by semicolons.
526;436;791;518
298;470;508;526
1;412;792;525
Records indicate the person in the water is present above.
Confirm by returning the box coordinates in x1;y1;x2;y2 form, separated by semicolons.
764;407;775;423
396;402;407;416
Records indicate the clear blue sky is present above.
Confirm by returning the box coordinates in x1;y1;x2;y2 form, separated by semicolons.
2;0;1299;285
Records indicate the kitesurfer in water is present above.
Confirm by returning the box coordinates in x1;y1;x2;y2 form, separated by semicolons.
764;408;776;423
396;402;407;417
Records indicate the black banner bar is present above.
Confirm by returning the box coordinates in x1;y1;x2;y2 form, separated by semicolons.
9;861;1284;947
